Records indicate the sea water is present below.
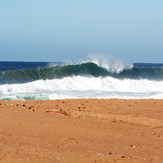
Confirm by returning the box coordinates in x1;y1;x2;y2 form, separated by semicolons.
0;56;163;100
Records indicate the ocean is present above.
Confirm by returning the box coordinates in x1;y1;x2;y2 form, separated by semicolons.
0;57;163;100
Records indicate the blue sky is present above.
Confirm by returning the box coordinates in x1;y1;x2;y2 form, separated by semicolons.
0;0;163;62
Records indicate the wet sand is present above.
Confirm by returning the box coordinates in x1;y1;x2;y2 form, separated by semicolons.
0;99;163;162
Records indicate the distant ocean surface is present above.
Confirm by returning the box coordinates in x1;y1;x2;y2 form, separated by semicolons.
0;57;163;100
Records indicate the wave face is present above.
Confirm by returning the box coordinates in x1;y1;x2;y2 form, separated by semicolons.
0;58;163;100
0;62;109;84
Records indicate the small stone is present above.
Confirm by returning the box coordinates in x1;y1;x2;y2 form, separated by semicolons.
130;145;136;148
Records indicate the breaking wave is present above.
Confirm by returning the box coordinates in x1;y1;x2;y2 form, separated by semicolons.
0;55;163;100
0;61;163;84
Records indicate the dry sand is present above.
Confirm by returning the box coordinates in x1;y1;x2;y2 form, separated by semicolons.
0;99;163;163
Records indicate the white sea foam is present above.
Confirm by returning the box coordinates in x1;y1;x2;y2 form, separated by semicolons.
0;76;163;100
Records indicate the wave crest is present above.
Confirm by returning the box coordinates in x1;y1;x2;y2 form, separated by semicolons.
80;54;133;73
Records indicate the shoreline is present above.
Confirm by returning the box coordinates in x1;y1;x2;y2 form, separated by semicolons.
0;99;163;162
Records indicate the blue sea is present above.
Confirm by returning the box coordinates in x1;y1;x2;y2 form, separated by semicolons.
0;56;163;100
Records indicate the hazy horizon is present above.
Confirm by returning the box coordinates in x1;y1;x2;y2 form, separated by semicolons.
0;0;163;63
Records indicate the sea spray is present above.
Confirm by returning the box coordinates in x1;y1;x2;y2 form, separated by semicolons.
79;54;133;73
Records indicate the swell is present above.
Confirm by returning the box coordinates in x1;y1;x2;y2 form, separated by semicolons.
0;61;51;71
0;62;163;84
114;67;163;80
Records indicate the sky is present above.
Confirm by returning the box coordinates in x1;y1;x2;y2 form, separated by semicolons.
0;0;163;62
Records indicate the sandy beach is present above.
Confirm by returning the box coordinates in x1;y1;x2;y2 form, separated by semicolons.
0;99;163;162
